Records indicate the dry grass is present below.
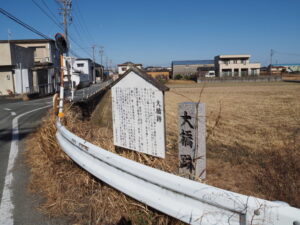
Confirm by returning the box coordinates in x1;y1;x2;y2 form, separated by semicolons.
165;81;300;207
166;80;196;85
26;106;183;225
282;74;300;81
26;81;300;224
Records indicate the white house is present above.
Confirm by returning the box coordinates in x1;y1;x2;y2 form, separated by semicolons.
73;58;94;84
215;55;260;77
117;61;142;75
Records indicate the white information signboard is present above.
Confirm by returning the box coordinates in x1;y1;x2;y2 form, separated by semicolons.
111;69;166;158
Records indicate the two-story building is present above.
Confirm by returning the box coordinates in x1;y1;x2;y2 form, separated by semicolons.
214;55;260;77
73;58;94;84
0;39;60;96
0;42;34;95
117;62;143;75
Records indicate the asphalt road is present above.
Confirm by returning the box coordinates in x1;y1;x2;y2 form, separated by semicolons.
0;97;67;225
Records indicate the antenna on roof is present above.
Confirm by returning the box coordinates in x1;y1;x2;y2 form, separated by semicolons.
7;29;12;42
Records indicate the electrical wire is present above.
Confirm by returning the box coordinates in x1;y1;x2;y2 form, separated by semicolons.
41;0;61;25
0;7;51;39
73;0;96;45
30;1;93;58
32;0;63;30
273;50;300;57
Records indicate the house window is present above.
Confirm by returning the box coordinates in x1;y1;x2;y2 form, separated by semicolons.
233;60;237;64
77;63;84;67
7;74;10;80
122;67;127;71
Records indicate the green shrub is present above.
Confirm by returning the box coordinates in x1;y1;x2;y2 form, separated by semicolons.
174;74;183;80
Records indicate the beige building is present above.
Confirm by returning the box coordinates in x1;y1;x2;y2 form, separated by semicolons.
0;42;34;95
215;55;260;77
0;39;59;96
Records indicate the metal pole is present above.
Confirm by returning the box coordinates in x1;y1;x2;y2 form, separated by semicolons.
69;57;74;100
99;46;104;81
58;54;65;119
270;49;273;75
92;45;96;83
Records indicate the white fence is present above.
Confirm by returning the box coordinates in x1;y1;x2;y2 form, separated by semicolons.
56;121;300;225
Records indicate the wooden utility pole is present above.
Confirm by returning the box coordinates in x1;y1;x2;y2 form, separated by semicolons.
58;0;72;56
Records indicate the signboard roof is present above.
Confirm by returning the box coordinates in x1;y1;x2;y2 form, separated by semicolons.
110;66;169;92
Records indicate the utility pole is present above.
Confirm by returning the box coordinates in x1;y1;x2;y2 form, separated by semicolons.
109;59;112;71
99;46;104;80
99;46;104;66
7;29;12;42
92;45;96;83
58;0;72;56
270;49;274;75
105;56;109;71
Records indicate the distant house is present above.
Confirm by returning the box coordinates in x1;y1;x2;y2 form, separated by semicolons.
117;61;142;75
73;58;94;84
271;64;300;73
268;65;286;75
0;39;59;96
95;63;105;81
171;60;214;78
214;55;260;77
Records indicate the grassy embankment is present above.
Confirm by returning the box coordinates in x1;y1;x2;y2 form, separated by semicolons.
26;81;300;224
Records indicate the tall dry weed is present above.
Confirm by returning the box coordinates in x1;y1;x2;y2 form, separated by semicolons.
26;106;184;225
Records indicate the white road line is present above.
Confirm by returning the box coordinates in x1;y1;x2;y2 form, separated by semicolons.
11;112;16;116
0;104;51;225
4;108;11;111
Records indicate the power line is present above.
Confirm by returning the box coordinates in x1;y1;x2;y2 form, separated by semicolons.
32;0;63;30
31;1;91;58
41;0;60;24
273;49;300;57
73;0;96;44
0;7;51;39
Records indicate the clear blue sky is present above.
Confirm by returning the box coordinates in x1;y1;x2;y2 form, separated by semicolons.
1;0;300;67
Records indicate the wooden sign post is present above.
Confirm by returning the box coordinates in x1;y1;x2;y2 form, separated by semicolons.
111;67;169;158
178;102;206;180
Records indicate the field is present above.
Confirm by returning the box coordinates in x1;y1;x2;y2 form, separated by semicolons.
26;81;300;224
164;81;300;206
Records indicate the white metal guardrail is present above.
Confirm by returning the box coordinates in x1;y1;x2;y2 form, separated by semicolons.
56;121;300;225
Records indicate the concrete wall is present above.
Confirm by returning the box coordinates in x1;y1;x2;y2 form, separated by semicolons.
172;64;214;78
16;42;51;63
11;45;34;68
0;43;12;66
